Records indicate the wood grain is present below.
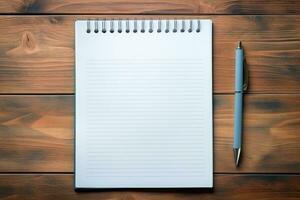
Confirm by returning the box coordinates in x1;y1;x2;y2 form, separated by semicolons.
0;0;300;14
0;96;73;172
215;94;300;172
0;95;299;173
0;175;299;200
0;15;299;94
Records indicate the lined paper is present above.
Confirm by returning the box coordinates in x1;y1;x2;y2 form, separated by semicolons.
75;19;212;188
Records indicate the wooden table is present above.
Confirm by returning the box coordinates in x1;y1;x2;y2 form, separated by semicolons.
0;1;299;199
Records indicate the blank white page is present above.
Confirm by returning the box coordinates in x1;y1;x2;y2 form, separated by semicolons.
75;19;212;189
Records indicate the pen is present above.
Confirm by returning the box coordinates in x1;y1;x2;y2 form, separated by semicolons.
233;41;247;167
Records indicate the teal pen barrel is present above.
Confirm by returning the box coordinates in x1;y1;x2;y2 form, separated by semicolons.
235;48;244;92
233;92;243;148
233;46;244;149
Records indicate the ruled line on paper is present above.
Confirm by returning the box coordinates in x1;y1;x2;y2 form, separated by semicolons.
80;50;209;182
84;56;209;178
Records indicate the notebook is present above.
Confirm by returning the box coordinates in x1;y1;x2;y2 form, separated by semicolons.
75;19;213;189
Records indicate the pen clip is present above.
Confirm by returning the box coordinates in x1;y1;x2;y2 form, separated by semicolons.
243;59;249;91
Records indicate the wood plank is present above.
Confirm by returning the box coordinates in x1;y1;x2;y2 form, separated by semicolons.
0;174;299;200
0;0;300;14
0;15;300;94
0;95;299;173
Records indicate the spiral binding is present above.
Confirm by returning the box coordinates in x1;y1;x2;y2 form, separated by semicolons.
85;19;201;33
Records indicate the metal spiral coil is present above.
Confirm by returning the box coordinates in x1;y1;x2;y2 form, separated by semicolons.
86;19;201;33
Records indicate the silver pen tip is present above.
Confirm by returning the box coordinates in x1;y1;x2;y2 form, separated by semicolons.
237;41;242;49
233;148;241;167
